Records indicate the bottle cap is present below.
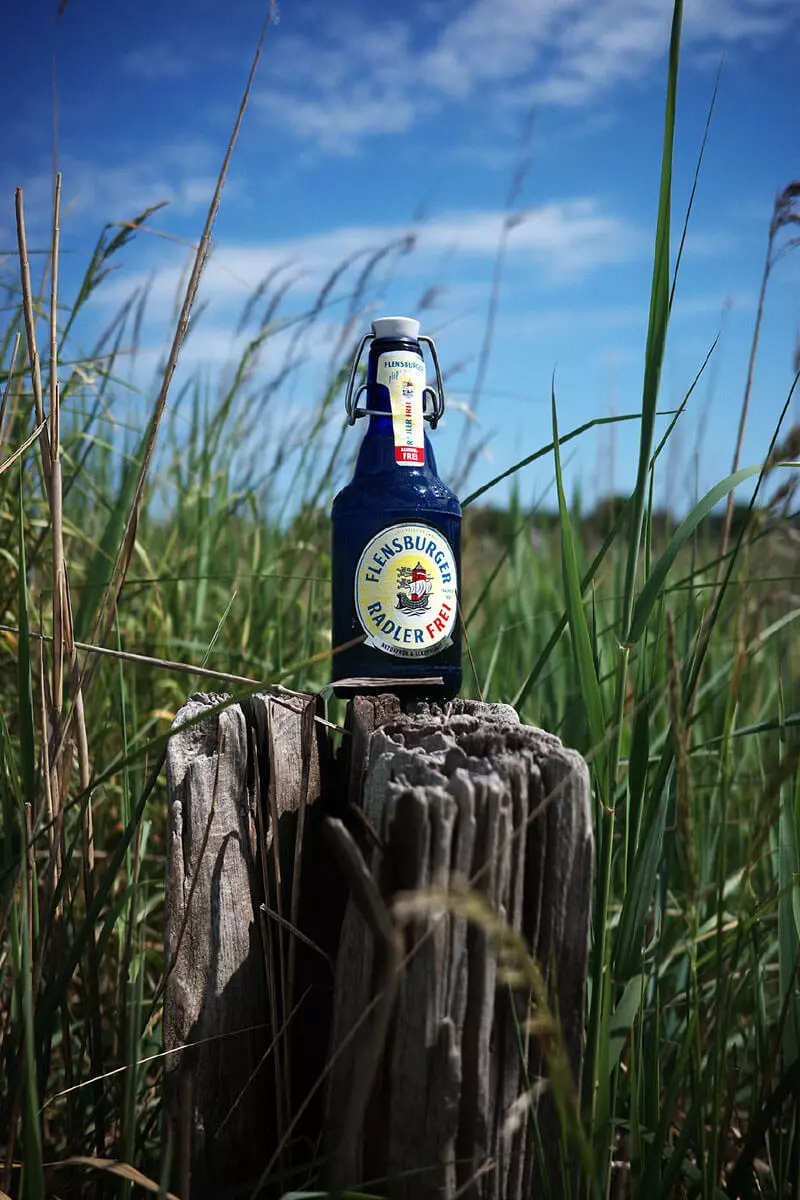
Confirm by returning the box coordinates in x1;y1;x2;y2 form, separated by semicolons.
371;316;420;342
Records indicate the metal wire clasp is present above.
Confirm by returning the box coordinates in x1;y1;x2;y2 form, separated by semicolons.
344;332;446;429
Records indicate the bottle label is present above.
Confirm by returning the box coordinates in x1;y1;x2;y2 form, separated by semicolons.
377;351;425;466
355;523;458;658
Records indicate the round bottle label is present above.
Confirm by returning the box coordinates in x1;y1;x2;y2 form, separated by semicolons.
355;523;458;659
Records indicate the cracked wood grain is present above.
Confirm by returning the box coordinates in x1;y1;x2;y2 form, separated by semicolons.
324;698;592;1200
164;693;591;1200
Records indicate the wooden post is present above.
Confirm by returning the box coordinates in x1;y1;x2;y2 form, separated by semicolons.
163;689;336;1198
164;691;592;1199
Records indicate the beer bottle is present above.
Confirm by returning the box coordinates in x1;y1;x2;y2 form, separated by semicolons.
331;316;462;697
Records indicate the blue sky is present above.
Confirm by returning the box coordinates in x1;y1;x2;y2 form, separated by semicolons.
2;0;799;512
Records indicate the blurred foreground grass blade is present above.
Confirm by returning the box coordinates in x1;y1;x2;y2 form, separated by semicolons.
277;1192;384;1199
551;386;606;787
46;1155;180;1198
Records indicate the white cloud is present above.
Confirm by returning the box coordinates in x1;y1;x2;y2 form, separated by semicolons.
257;0;797;152
124;318;334;379
420;201;639;273
122;44;195;80
256;87;417;150
96;197;641;319
120;34;242;81
61;165;225;222
4;140;228;246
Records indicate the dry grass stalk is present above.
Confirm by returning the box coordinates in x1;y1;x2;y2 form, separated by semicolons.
49;176;64;724
15;187;65;906
43;1154;181;1199
392;884;592;1176
0;620;348;735
0;417;47;480
719;180;800;567
15;189;52;489
16;176;107;1151
36;634;58;927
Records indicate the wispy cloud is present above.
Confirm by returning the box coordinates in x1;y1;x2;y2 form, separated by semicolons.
2;138;228;248
97;197;642;318
121;43;195;80
59;163;225;222
257;0;797;153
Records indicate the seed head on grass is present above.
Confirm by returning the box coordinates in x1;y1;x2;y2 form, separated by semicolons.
393;883;593;1178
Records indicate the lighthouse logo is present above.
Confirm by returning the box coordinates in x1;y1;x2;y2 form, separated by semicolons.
396;563;432;614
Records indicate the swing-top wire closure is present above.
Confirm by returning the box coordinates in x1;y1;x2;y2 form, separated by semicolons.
344;333;446;429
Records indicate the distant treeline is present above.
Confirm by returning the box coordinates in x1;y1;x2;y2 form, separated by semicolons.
464;498;796;544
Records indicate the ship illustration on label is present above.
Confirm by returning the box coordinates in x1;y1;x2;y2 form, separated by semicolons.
396;563;433;614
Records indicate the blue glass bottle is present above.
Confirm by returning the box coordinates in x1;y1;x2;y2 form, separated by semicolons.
331;317;462;698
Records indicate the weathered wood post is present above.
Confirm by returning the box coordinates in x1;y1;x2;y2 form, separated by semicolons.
163;690;592;1199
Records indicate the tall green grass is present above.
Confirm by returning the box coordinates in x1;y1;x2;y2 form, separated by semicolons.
1;1;800;1195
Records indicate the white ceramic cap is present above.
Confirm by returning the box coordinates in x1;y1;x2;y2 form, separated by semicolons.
371;316;420;341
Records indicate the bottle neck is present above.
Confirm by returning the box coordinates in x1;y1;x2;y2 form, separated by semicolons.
365;336;424;432
353;335;439;477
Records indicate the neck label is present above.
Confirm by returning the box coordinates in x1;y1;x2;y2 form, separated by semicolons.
377;351;425;466
355;523;457;658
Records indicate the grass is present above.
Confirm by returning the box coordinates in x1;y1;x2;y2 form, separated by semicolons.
1;0;800;1195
